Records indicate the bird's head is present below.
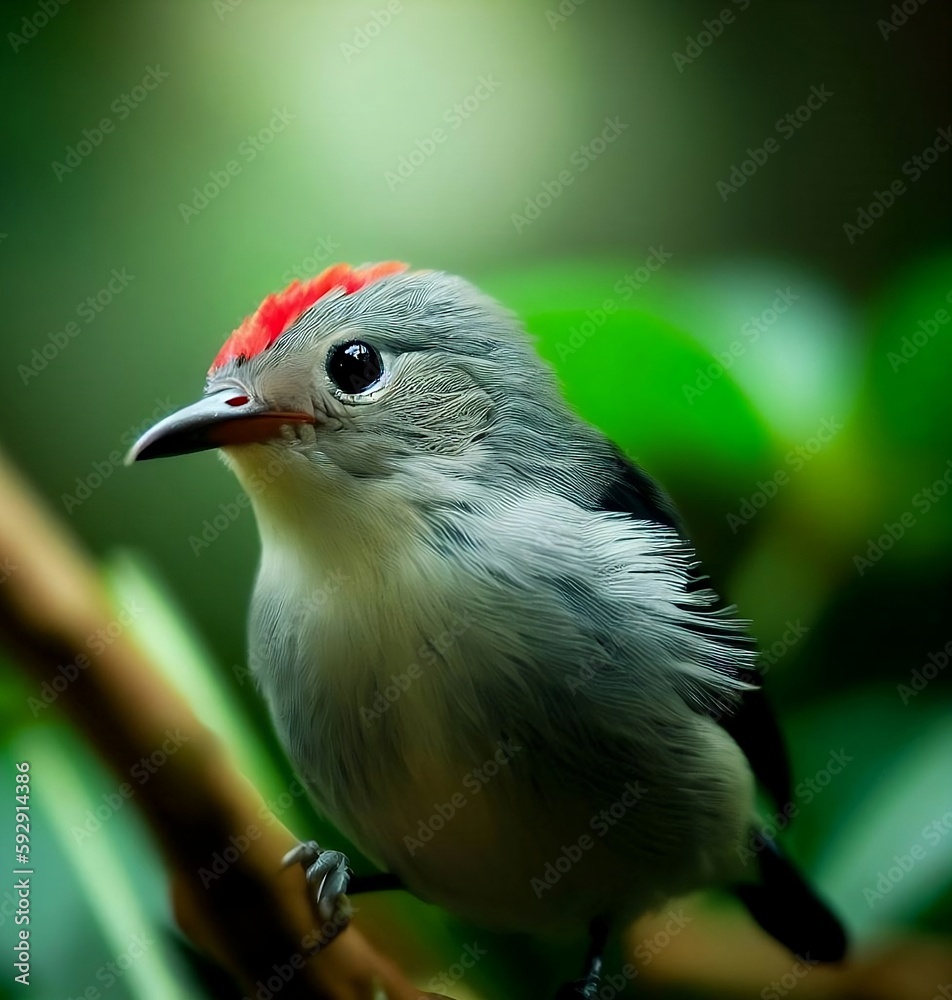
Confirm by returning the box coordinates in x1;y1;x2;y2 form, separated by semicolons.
128;262;599;532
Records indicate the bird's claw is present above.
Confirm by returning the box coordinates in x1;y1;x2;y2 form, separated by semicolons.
281;840;320;870
283;840;355;926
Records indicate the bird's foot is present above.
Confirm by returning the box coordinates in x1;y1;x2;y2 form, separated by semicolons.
553;917;608;999
553;965;602;1000
282;840;354;926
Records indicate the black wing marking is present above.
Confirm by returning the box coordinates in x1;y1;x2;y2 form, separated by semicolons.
733;837;848;961
599;444;685;534
598;443;792;810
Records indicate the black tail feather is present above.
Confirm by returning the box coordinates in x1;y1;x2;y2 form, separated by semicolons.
733;837;848;963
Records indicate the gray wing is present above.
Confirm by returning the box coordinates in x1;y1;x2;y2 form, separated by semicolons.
597;443;792;810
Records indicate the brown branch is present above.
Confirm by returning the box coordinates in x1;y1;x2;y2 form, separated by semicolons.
0;447;444;1000
628;903;952;999
10;440;941;1000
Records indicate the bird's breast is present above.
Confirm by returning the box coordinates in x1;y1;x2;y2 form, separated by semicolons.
249;527;486;832
246;501;756;933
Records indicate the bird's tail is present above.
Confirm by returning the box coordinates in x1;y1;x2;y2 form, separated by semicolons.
732;835;848;963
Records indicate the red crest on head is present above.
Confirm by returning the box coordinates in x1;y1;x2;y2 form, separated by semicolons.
209;261;408;373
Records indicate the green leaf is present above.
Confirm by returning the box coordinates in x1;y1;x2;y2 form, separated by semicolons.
9;725;200;1000
805;692;952;939
102;550;341;849
856;253;952;553
532;307;771;472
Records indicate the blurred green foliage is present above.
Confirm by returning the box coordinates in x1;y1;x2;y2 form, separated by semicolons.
1;1;950;997
4;250;951;998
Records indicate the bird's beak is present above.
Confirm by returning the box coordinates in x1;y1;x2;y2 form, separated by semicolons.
125;390;316;463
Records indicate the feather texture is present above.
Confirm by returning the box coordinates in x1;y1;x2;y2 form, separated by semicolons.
211;266;842;948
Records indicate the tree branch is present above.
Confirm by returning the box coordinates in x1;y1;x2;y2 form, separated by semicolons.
0;447;443;1000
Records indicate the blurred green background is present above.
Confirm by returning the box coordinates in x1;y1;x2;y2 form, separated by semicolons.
1;1;951;997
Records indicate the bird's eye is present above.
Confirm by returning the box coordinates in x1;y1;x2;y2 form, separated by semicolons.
326;341;384;395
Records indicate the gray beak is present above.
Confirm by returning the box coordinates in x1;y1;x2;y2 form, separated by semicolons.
125;389;315;463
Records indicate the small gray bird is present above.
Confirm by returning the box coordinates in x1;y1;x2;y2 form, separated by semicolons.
129;262;847;997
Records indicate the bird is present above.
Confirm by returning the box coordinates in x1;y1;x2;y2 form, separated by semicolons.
128;261;847;998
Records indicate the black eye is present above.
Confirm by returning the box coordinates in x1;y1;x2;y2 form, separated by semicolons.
326;341;383;394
